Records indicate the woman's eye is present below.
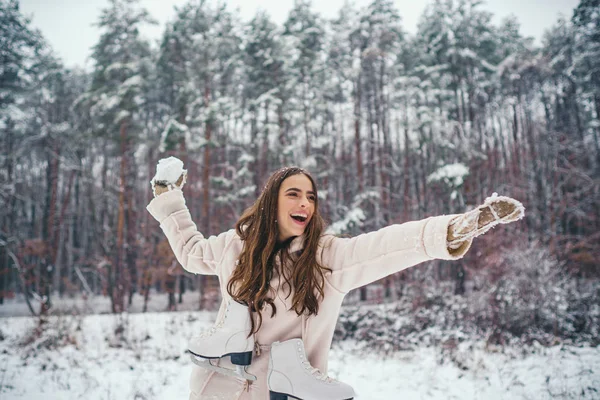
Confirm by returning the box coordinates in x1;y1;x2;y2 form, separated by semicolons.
288;193;297;197
309;196;316;201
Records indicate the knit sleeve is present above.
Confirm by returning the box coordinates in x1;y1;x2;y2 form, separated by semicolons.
146;190;235;275
319;214;472;293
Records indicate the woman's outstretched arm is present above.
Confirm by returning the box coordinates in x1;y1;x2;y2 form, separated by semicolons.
321;214;468;293
320;194;524;293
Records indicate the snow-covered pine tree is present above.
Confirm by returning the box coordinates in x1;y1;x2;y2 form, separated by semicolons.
572;0;600;169
282;0;344;224
243;11;290;196
159;1;242;231
319;2;356;222
354;0;403;226
0;0;44;312
539;6;600;270
0;0;94;315
156;0;244;310
34;59;87;312
571;0;600;242
282;0;326;160
412;0;499;213
82;0;155;313
156;21;190;155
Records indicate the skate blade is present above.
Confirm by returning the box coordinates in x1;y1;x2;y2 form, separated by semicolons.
189;353;257;381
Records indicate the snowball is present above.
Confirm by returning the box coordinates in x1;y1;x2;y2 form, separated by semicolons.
153;156;185;184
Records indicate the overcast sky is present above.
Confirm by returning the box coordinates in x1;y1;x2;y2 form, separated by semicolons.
19;0;579;70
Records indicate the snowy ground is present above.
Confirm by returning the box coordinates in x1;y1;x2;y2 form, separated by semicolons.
0;310;598;400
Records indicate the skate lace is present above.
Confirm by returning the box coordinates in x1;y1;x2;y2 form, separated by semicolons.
198;303;229;338
301;360;334;383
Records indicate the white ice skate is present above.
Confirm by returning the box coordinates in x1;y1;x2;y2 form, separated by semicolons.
187;298;257;381
268;338;355;400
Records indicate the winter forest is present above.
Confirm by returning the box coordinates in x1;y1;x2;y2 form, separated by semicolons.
1;0;600;398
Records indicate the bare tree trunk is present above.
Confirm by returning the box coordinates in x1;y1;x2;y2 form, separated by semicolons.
367;87;376;189
593;95;600;172
57;170;76;296
373;59;387;225
524;108;547;241
143;139;156;312
511;104;521;171
0;243;8;305
379;59;391;224
354;74;364;192
303;72;310;157
41;135;60;314
354;73;367;301
166;265;176;311
99;141;111;301
113;119;129;313
403;100;411;221
250;105;261;199
142;267;152;313
126;166;137;307
568;82;584;140
453;72;463;125
178;274;185;304
278;103;287;165
460;85;467;128
0;120;16;304
262;100;270;183
200;83;212;310
69;149;84;296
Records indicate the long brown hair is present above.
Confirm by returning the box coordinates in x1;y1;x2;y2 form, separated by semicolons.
226;167;330;335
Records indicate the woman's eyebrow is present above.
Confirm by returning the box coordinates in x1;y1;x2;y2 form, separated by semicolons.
285;187;316;195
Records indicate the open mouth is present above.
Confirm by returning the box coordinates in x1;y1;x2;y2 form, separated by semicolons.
290;213;308;225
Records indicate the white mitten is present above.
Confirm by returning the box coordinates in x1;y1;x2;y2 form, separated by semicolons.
150;156;187;197
447;193;525;249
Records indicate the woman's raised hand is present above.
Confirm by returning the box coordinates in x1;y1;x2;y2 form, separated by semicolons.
150;156;187;197
447;193;525;250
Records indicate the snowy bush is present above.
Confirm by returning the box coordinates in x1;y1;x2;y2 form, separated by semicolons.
335;296;475;355
468;243;598;345
19;315;81;356
335;244;599;354
564;278;600;343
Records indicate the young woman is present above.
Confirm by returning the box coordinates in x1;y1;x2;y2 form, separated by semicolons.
147;161;524;400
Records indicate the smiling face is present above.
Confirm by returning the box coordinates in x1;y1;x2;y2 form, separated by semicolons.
276;174;316;242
